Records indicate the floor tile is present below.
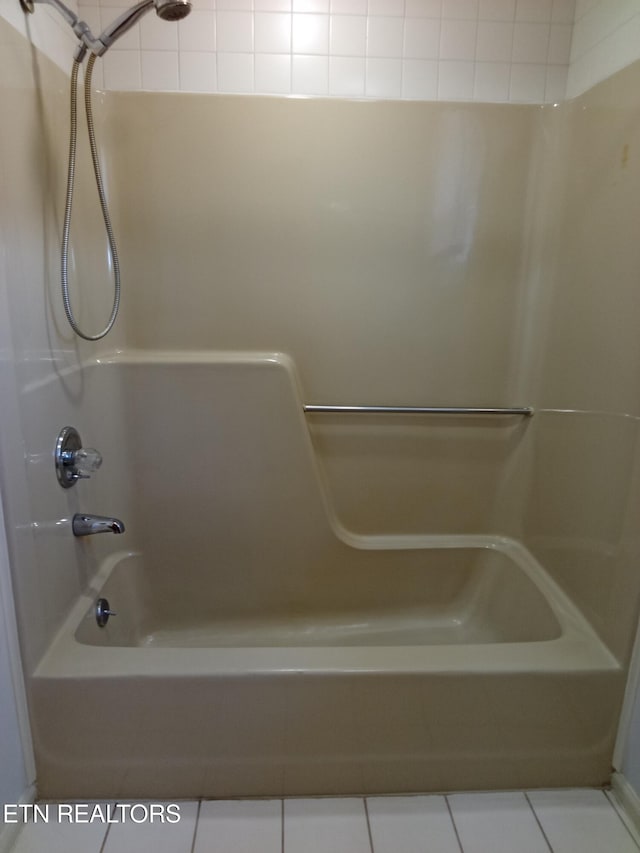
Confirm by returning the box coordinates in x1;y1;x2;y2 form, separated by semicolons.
102;801;198;852
284;797;371;853
367;795;460;853
605;790;640;848
10;804;108;853
528;789;640;853
447;792;549;853
193;799;281;853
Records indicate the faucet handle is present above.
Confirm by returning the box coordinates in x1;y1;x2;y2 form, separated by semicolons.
55;426;102;488
72;447;103;479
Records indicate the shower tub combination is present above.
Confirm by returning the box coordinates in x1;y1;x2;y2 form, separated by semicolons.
30;353;622;799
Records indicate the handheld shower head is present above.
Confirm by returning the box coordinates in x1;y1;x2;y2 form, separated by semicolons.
19;0;192;56
95;0;191;54
155;0;192;20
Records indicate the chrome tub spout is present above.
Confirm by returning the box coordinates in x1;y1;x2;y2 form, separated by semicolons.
72;513;125;536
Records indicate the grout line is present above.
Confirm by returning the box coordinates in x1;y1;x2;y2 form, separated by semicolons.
189;800;202;853
604;789;640;851
97;821;112;853
524;792;555;853
98;802;118;853
444;796;464;853
363;797;375;853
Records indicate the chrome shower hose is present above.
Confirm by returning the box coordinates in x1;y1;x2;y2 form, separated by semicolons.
61;54;120;341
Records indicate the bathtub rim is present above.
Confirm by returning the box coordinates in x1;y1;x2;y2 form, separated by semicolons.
34;535;619;679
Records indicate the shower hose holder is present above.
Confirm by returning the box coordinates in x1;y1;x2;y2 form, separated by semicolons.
55;426;102;489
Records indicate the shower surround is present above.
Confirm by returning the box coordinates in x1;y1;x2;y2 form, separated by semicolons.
2;12;640;799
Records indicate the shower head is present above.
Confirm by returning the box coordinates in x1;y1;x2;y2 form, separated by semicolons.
155;0;192;20
19;0;192;56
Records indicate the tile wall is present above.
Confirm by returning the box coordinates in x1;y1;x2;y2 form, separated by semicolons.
72;0;575;101
567;0;640;97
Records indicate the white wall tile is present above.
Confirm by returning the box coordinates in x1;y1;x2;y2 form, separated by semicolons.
369;0;405;15
402;57;439;97
545;62;568;99
102;48;142;88
403;18;440;58
566;46;593;95
178;11;216;52
516;0;553;22
568;2;640;98
405;0;443;15
476;21;513;61
216;11;253;52
442;0;479;19
218;0;252;9
438;58;474;96
440;18;477;58
331;0;367;12
255;52;292;91
478;0;515;20
474;59;510;98
80;5;101;37
217;51;254;89
255;13;292;52
294;0;330;12
509;58;546;99
330;15;367;55
329;55;366;92
292;53;329;90
365;55;402;95
512;22;550;62
552;0;575;23
140;11;178;50
141;49;179;88
84;0;578;101
547;22;572;63
99;6;140;49
292;13;329;53
331;0;367;15
179;50;217;90
255;0;293;11
367;16;404;56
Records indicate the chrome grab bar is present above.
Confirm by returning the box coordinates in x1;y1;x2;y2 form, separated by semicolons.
304;405;534;417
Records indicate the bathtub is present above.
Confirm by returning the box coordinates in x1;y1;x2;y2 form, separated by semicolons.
31;535;621;800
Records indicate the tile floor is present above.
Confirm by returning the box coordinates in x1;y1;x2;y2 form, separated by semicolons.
7;789;640;853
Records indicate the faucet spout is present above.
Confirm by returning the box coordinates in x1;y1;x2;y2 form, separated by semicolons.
72;513;125;536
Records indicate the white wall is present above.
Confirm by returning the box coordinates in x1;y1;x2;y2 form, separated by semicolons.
76;0;575;101
567;0;640;97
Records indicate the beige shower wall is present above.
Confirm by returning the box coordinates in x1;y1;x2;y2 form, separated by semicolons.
0;16;130;674
102;92;542;535
100;69;640;664
520;60;640;663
